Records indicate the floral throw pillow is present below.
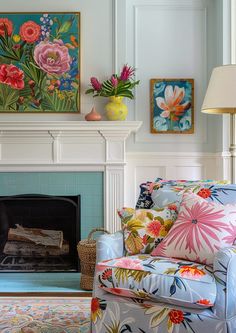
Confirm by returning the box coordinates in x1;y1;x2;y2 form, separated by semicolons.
118;206;178;255
151;192;236;265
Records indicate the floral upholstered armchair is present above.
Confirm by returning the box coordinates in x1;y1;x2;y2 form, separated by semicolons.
91;180;236;333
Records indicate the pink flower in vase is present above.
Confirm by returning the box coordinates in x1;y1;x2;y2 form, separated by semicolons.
90;77;102;91
111;75;118;87
120;64;135;81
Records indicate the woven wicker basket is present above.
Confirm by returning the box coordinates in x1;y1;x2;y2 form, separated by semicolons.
77;228;110;290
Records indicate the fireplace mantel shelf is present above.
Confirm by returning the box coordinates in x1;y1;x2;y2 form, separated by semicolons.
0;120;142;232
0;121;142;133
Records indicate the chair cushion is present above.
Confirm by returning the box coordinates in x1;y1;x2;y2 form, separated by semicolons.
97;255;216;309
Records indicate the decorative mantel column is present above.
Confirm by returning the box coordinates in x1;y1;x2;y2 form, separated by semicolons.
0;121;142;233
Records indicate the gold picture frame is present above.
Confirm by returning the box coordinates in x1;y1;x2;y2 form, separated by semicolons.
150;78;194;134
0;12;80;113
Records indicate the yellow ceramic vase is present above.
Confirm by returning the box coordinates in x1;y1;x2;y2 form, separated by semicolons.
105;96;128;121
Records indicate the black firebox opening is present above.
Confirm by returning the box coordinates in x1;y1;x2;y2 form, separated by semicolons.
0;194;81;272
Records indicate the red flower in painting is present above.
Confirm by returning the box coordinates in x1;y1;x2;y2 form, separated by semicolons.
169;310;184;324
197;188;212;199
0;64;24;90
0;18;13;36
20;21;41;43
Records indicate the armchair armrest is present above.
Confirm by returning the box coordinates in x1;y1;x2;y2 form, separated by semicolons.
96;231;124;263
213;246;236;319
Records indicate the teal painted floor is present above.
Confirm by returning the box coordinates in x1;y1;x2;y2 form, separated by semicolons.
0;273;89;293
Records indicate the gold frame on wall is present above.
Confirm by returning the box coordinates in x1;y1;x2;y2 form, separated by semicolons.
0;12;80;113
150;78;194;134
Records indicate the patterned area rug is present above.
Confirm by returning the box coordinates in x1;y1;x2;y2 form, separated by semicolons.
0;297;91;333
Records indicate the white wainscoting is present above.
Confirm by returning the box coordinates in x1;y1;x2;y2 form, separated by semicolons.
125;152;225;207
115;0;221;154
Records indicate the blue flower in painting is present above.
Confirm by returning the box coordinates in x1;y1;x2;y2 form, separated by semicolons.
69;57;78;78
59;77;73;91
58;57;78;91
39;13;53;41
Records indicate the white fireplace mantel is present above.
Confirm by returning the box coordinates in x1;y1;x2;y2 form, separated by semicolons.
0;121;142;233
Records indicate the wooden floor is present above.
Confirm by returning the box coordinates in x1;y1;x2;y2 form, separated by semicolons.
0;272;92;296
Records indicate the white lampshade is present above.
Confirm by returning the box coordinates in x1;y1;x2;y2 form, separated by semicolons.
201;65;236;114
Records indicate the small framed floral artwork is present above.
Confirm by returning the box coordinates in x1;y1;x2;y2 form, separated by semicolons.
150;78;194;134
0;12;80;112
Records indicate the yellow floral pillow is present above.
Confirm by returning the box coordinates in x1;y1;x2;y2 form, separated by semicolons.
118;205;178;255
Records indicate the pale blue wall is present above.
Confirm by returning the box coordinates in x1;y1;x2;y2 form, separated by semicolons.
0;172;104;239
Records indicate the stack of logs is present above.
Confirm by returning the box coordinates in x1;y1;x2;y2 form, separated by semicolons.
3;224;69;256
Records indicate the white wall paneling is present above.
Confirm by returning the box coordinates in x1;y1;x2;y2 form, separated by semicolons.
125;152;223;207
123;1;207;144
115;0;222;154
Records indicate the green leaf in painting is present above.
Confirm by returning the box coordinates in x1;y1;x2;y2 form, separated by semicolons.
58;16;74;34
0;83;19;110
41;91;76;112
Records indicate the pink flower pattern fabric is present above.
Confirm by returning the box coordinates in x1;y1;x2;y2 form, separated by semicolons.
151;192;236;265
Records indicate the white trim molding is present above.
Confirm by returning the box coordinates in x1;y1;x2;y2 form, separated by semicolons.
0;121;142;233
125;151;225;207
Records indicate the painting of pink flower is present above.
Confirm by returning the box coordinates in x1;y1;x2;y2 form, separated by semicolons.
151;79;194;133
34;40;71;75
114;257;143;270
156;85;190;120
0;13;80;112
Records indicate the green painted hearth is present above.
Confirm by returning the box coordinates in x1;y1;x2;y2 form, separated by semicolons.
0;172;104;239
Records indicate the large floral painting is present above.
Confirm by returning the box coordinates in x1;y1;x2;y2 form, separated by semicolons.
0;13;80;112
150;79;194;133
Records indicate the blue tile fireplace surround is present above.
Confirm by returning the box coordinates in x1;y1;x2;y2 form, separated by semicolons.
0;172;103;293
0;120;142;293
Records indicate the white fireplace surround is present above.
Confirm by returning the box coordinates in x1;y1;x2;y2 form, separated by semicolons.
0;121;142;233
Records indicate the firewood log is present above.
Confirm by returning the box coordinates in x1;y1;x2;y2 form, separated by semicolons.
8;224;63;248
3;240;69;256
